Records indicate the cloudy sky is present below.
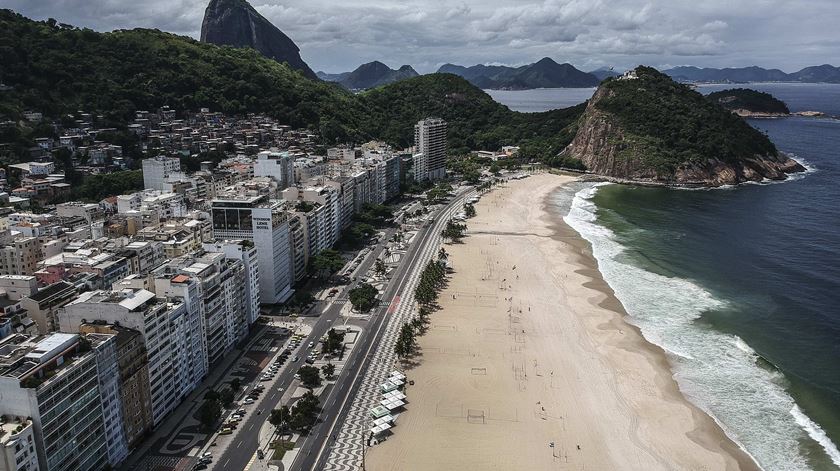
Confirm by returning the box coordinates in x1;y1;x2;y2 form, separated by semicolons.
4;0;839;73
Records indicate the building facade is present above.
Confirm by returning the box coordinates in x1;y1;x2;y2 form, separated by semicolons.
413;118;447;181
210;196;293;304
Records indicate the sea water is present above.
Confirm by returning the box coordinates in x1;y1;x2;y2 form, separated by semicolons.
492;84;840;470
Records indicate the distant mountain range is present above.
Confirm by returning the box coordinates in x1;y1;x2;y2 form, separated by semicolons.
317;61;419;90
663;65;840;83
437;58;601;89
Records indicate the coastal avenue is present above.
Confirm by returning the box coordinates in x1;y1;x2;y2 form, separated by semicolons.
211;188;475;471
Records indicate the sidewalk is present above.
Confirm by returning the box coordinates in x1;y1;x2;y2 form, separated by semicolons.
123;325;270;469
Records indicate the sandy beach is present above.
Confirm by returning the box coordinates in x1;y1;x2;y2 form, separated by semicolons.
366;173;758;471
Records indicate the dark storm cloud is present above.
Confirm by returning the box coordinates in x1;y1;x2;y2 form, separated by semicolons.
2;0;838;73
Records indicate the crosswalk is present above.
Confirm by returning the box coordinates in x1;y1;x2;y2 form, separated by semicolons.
323;197;467;471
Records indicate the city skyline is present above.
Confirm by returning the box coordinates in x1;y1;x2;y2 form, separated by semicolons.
2;0;839;74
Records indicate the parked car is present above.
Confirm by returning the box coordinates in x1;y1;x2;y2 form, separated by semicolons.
294;373;301;380
219;427;233;435
292;356;299;362
243;398;255;404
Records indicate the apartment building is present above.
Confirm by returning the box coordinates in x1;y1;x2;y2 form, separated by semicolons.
413;117;447;181
203;240;260;326
253;150;294;191
152;252;249;365
141;156;185;192
211;195;293;304
0;333;119;471
0;417;39;471
57;289;201;426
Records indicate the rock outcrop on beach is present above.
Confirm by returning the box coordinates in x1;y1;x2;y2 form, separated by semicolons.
200;0;317;80
560;67;806;186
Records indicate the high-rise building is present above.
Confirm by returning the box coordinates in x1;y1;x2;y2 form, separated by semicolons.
0;333;121;471
0;416;39;471
254;150;295;191
152;252;249;365
141;156;185;191
211;196;293;304
57;289;202;426
202;240;260;326
413;118;447;181
79;323;152;452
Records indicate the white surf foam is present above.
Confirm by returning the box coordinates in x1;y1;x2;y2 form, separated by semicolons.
562;183;840;471
792;404;840;468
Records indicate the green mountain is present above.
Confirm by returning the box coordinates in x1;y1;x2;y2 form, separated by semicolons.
319;61;419;90
437;58;600;89
706;88;790;115
560;67;805;185
0;12;803;186
0;10;582;162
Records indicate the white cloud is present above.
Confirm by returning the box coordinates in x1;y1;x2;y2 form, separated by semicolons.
2;0;838;73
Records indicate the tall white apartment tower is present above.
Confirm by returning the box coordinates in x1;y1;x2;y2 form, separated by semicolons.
211;196;294;304
142;156;185;191
414;117;447;181
254;150;295;190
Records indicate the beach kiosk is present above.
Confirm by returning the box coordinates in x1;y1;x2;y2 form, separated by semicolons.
370;405;390;419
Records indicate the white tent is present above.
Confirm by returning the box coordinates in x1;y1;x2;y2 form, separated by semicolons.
373;415;394;426
389;371;406;381
371;423;392;435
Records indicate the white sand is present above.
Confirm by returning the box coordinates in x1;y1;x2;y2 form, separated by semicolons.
366;173;757;471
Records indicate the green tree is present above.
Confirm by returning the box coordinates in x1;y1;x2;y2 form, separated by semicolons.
197;397;221;430
464;203;476;218
310;249;345;278
220;387;235;408
269;405;291;433
374;258;386;277
441;221;467;243
297;365;321;389
348;283;378;312
322;328;346;355
321;362;336;379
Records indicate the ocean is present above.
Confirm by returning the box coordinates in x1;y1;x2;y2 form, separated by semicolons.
491;85;840;470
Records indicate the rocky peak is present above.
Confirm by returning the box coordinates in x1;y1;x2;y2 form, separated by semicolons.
200;0;317;79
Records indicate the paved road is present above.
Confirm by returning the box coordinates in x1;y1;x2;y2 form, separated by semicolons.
208;226;397;471
213;190;472;471
293;190;474;471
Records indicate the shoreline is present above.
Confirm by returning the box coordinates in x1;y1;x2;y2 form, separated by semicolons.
366;173;758;470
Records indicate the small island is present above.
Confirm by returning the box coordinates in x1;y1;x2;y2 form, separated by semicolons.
706;88;790;117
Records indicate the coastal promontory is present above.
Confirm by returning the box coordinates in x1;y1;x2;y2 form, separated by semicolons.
706;88;790;117
560;67;805;186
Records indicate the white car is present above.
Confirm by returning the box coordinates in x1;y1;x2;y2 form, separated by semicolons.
308;342;315;349
243;398;255;404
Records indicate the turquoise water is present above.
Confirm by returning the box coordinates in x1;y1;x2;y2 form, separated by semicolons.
493;85;840;470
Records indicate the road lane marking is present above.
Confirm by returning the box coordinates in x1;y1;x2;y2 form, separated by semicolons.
303;192;473;470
